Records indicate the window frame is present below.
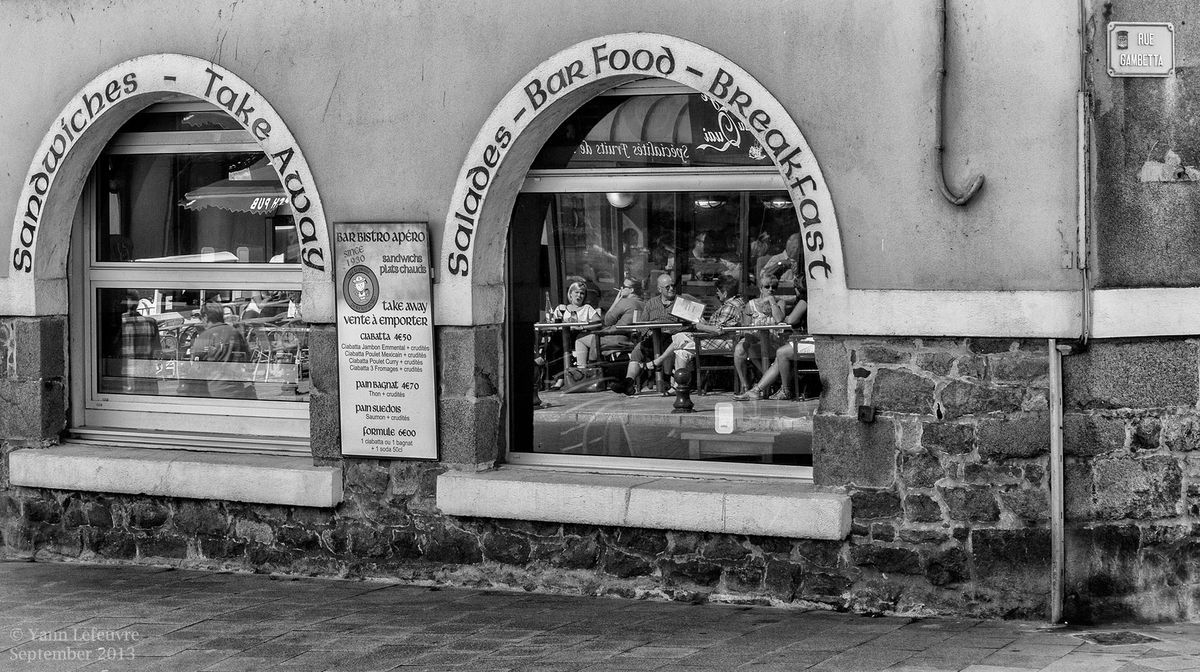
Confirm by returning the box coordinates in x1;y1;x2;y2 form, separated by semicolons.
68;101;309;452
507;82;813;480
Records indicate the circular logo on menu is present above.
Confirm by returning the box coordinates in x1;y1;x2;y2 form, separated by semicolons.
343;265;379;313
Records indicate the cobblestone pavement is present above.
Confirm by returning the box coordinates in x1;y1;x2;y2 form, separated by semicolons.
3;560;1200;672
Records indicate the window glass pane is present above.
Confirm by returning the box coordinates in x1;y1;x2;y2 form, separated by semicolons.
97;288;309;402
531;93;775;169
98;153;297;263
510;190;813;466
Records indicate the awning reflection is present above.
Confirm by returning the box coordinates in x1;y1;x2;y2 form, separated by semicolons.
181;180;290;215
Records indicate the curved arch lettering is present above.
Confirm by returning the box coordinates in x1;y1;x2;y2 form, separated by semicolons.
12;73;140;274
10;55;331;318
441;34;842;308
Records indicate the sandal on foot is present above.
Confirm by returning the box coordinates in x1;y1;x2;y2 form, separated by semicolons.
732;388;762;401
769;389;795;401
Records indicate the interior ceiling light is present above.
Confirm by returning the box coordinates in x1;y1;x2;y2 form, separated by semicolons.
606;192;636;209
693;196;726;209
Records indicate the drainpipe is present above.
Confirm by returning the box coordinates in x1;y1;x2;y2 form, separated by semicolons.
936;0;985;205
1076;0;1092;350
1048;339;1067;623
1048;0;1094;624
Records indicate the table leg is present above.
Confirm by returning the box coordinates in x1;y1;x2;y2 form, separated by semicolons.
651;328;666;393
758;329;770;392
560;327;573;374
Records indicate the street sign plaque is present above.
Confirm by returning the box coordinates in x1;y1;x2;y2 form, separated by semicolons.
1108;22;1174;77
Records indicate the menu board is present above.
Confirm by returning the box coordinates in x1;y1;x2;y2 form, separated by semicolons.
335;222;437;459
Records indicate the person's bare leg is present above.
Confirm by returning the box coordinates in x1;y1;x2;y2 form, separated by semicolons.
652;341;679;368
734;341;751;391
775;343;795;397
755;363;780;393
616;345;648;395
625;355;642;380
574;334;597;368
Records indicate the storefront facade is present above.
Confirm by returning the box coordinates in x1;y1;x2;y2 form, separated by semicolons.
0;0;1195;621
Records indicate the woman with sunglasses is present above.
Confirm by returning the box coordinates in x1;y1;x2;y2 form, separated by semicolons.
732;274;787;393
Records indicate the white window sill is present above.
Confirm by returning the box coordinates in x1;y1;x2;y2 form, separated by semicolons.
436;468;850;540
8;445;342;508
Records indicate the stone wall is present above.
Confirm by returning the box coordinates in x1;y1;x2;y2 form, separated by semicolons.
0;317;67;443
0;333;1057;620
0;460;852;608
4;333;1199;621
813;337;1054;618
1061;338;1200;622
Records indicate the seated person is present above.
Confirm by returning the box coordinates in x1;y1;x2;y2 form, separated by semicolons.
573;276;643;366
647;276;745;374
612;273;692;395
750;231;774;275
249;290;293;320
759;233;800;284
550;280;602;325
118;290;161;394
734;282;810;401
648;234;677;276
183;303;257;399
684;231;739;280
540;281;602;383
733;274;788;392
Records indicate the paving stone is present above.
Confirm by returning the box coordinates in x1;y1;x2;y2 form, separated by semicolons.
7;563;1200;672
809;647;916;671
139;648;241;672
128;637;200;656
975;651;1064;668
77;655;173;671
563;660;663;671
190;634;276;651
267;650;350;671
903;647;995;666
995;642;1080;657
237;639;317;658
751;648;851;667
202;656;284;671
609;645;698;659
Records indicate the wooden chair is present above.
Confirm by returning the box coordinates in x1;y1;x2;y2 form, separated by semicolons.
788;334;821;400
689;331;736;394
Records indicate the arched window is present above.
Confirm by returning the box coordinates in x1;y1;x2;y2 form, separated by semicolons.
68;99;309;453
508;81;815;478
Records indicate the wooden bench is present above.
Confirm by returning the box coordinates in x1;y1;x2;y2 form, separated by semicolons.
681;431;778;462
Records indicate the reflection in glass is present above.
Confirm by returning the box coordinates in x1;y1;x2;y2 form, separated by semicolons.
509;189;815;467
97;288;309;402
98;153;297;264
532;93;775;170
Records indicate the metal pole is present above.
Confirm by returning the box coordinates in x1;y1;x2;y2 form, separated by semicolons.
1048;339;1067;622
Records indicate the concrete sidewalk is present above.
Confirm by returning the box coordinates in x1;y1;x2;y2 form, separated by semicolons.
2;560;1199;672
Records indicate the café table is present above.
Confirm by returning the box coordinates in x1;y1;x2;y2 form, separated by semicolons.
534;321;602;382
